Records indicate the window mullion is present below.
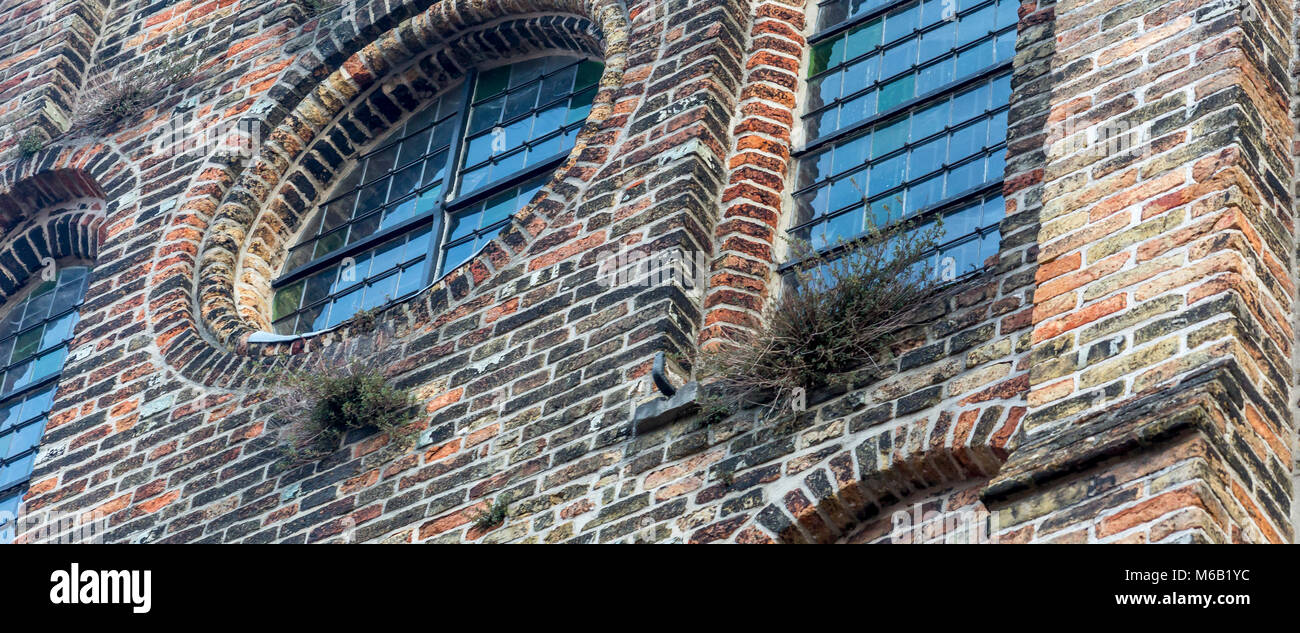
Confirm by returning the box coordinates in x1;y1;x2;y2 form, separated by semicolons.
430;70;478;282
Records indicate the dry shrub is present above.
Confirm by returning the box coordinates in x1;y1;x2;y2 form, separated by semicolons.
71;56;199;133
268;359;419;461
697;215;946;418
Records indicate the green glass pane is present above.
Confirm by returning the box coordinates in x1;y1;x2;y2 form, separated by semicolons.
844;18;882;59
808;38;843;77
11;327;42;364
575;60;603;90
879;74;915;112
272;281;304;321
29;280;55;299
313;230;346;259
474;66;511;101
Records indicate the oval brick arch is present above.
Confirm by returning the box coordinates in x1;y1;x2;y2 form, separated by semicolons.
186;0;631;367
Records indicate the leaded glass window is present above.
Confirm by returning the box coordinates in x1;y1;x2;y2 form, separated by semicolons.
0;266;90;543
271;56;602;335
789;0;1017;277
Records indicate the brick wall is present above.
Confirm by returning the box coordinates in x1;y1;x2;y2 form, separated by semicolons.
0;0;1292;543
0;0;107;156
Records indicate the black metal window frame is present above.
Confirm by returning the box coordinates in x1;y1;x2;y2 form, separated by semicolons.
270;55;601;334
784;0;1016;275
0;265;91;542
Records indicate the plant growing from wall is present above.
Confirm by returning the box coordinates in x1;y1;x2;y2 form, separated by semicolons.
697;210;945;419
345;306;381;332
71;54;201;133
472;498;509;531
17;132;45;158
292;0;341;17
270;360;419;461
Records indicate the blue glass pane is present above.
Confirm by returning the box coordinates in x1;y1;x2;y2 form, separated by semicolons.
458;58;604;195
804;0;1018;140
0;266;86;509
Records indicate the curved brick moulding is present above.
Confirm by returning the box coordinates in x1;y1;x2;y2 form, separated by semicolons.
0;0;1291;544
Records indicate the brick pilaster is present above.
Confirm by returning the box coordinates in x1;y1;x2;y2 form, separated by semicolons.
985;0;1294;543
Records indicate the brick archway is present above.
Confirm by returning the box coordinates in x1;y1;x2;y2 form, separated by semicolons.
0;198;106;303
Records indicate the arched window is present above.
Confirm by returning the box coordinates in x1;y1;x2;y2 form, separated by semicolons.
271;55;603;335
0;265;91;542
788;0;1018;276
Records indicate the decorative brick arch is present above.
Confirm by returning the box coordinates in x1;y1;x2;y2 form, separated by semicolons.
193;0;631;353
0;169;104;236
0;143;138;290
0;198;106;302
728;407;1019;544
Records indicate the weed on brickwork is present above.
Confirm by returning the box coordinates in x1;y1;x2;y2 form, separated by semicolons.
17;132;44;158
269;361;419;462
472;498;509;531
345;306;381;332
292;0;341;17
697;213;943;419
71;55;201;133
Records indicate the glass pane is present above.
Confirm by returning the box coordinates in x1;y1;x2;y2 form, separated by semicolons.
0;454;35;489
346;212;382;246
539;66;578;104
475;66;510;101
0;307;22;341
441;240;476;274
11;328;41;365
390;163;422;199
364;144;398;181
356;178;390;215
0;401;18;433
397;128;432;167
446;208;479;242
30;347;67;384
362;274;399;310
575;60;602;90
39;313;75;351
50;279;86;315
21;292;53;329
469;97;504;134
504;83;539;121
312;230;346;259
320;193;356;232
381;196;418;230
325;288;363;328
369;238;406;274
272;280;304;321
396;259;429;296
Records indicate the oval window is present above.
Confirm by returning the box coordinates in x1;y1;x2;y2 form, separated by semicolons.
270;55;603;335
